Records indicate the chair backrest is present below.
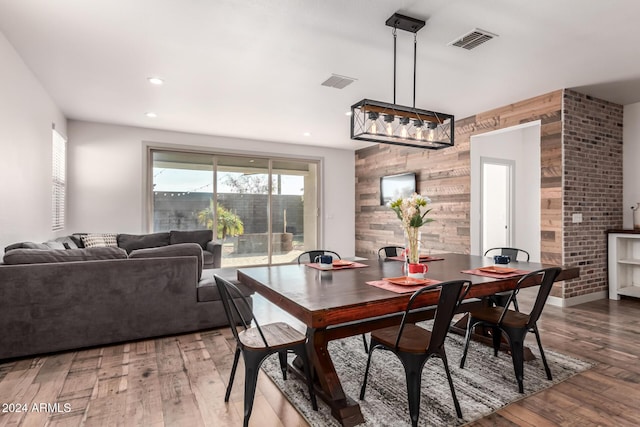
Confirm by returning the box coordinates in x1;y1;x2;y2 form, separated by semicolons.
377;246;404;259
484;247;530;262
214;274;270;348
498;267;561;328
395;280;471;353
297;250;341;264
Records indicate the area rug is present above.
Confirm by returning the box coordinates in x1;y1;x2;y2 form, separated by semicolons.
262;325;592;426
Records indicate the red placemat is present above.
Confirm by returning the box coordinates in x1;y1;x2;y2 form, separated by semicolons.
461;268;529;279
366;278;441;294
306;261;369;271
387;255;445;262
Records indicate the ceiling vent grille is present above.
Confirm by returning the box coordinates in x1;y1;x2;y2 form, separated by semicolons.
321;74;357;89
449;28;498;50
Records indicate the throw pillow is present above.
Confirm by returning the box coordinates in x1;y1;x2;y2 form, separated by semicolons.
81;233;118;248
117;232;170;254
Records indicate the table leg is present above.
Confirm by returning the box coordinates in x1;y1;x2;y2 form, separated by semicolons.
292;327;364;427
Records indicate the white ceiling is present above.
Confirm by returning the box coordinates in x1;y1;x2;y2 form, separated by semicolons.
2;0;640;150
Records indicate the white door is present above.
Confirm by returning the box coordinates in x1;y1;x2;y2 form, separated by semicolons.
480;158;514;254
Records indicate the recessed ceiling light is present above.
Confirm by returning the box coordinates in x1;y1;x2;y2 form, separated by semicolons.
303;132;311;137
345;111;352;116
145;112;157;118
147;77;164;85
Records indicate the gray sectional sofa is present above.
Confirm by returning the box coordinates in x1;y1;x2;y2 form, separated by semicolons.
5;229;223;268
0;242;251;361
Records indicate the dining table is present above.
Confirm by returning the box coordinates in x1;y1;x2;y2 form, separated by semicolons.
236;253;579;427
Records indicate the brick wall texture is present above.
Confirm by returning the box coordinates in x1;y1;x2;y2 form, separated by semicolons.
562;90;623;298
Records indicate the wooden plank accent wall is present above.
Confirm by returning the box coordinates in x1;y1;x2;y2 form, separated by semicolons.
356;89;625;301
356;90;563;256
356;90;566;296
562;90;623;299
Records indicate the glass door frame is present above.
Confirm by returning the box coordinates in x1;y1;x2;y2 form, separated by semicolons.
143;143;321;267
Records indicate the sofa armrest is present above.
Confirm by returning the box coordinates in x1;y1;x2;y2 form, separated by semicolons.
205;241;222;268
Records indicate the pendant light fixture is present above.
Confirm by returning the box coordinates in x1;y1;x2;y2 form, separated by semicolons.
350;13;454;149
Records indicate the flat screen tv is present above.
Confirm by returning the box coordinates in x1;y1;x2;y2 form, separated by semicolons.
380;172;416;206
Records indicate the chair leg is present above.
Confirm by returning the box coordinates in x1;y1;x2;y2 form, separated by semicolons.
359;343;378;399
225;347;241;402
278;351;288;380
504;328;527;393
362;333;369;353
533;326;552;380
491;326;502;357
440;352;463;419
241;351;266;427
396;355;422;427
512;297;520;312
459;317;476;369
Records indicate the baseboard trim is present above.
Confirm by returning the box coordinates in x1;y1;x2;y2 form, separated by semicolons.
547;290;607;307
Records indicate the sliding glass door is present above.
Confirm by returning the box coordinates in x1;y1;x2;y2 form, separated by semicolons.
150;149;318;267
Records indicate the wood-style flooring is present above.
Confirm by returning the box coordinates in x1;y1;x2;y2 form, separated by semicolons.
1;290;639;427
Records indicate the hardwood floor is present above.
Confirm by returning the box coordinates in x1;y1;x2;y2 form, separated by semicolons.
1;291;639;427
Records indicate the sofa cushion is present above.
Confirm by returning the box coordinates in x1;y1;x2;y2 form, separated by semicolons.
197;277;255;302
117;232;170;254
202;250;214;266
4;241;50;252
2;247;128;265
197;269;254;302
80;233;118;248
170;230;213;250
129;243;203;278
43;241;66;250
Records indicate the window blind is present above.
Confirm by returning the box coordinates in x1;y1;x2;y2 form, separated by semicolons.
52;129;66;231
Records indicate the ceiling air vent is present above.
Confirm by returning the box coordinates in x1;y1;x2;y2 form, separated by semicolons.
449;28;498;50
321;74;357;89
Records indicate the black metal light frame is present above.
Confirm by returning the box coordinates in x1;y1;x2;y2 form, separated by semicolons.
350;99;454;149
350;13;455;150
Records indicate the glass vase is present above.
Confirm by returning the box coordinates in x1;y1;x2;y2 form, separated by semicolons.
404;227;421;265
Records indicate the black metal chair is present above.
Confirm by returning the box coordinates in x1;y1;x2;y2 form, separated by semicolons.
484;247;531;311
214;275;318;427
377;246;405;259
360;280;471;426
297;249;341;264
459;267;561;393
296;249;371;353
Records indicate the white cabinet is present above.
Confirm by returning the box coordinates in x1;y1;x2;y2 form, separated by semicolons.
608;232;640;299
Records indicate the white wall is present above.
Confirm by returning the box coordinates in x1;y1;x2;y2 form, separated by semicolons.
67;121;356;257
624;102;640;228
0;31;66;252
470;122;541;262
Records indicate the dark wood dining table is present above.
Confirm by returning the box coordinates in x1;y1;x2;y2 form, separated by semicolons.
236;253;579;427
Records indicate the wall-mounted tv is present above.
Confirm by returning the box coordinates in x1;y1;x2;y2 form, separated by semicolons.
380;172;416;206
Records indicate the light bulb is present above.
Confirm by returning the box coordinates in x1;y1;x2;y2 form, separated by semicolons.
384;114;395;136
413;119;424;140
400;117;410;138
368;112;379;134
427;122;437;142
